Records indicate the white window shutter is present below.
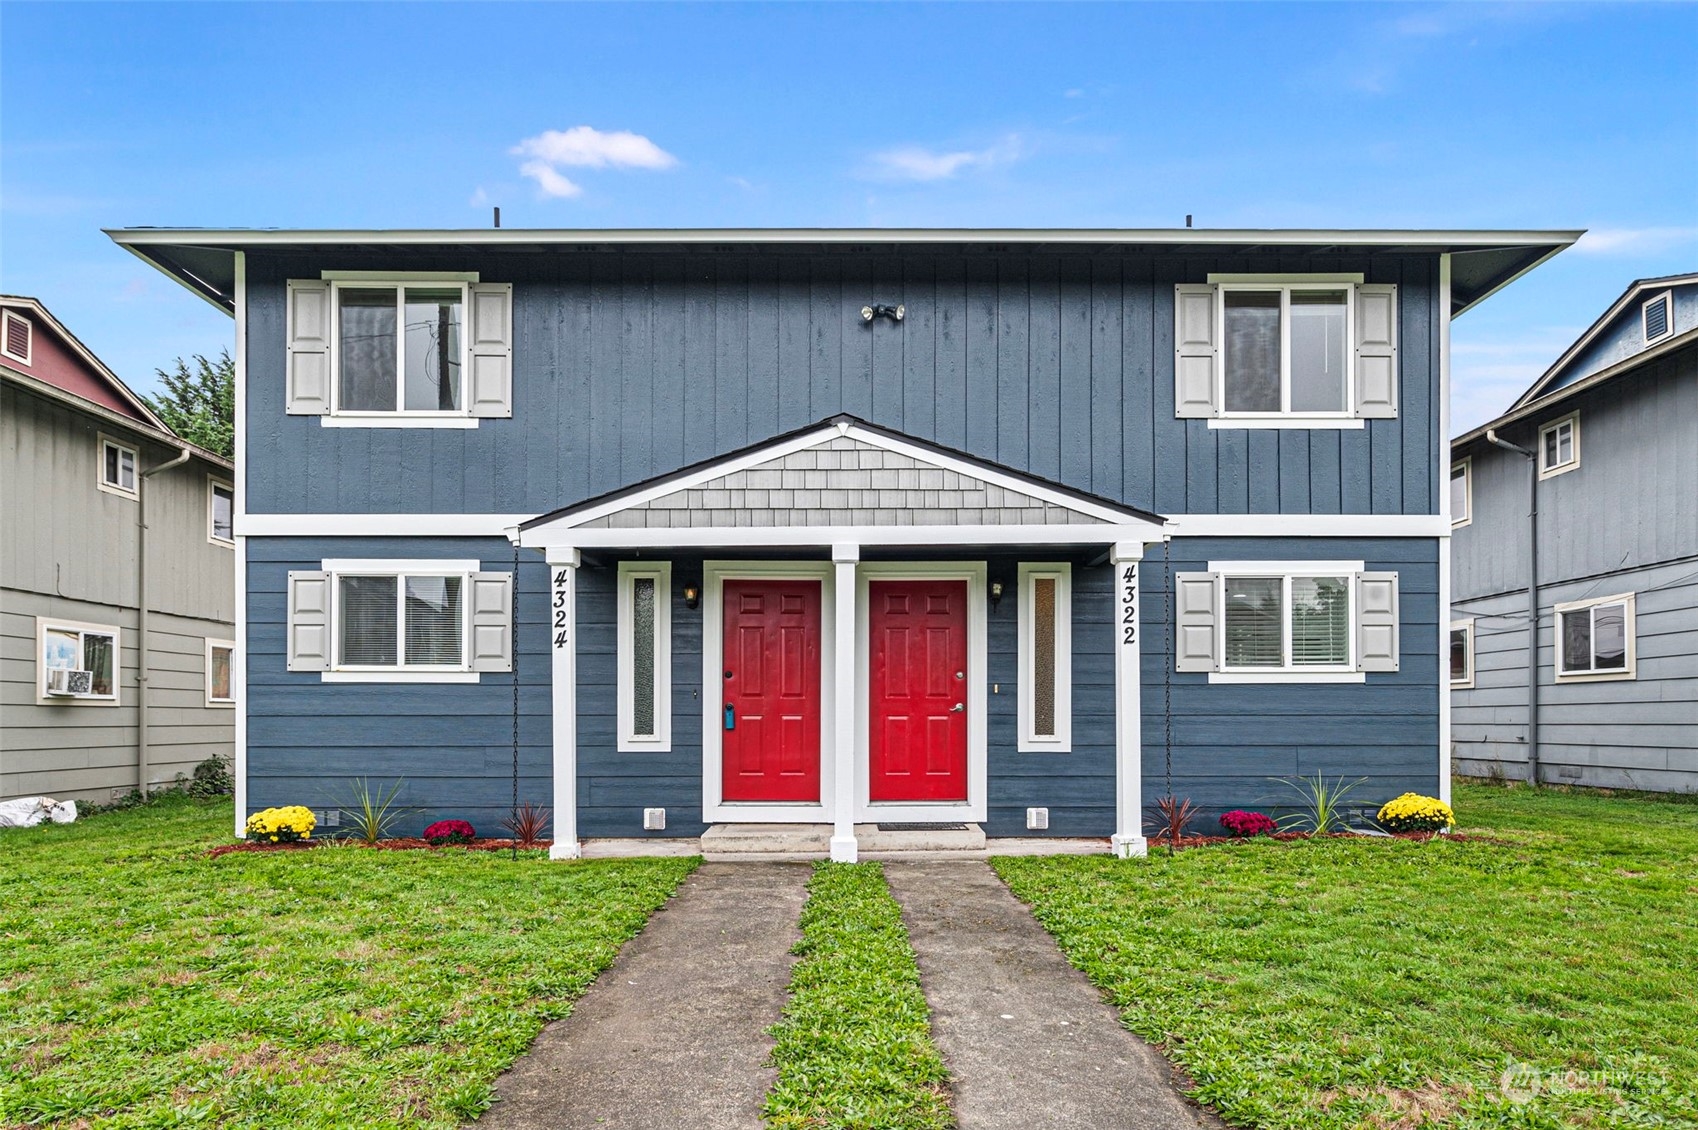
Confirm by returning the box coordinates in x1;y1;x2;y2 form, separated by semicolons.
1174;571;1219;672
467;284;513;418
1356;571;1399;672
287;571;330;671
285;281;332;415
1354;284;1398;419
1173;285;1220;418
469;572;514;672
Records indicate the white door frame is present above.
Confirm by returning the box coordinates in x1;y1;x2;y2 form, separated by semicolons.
855;561;989;823
701;560;836;824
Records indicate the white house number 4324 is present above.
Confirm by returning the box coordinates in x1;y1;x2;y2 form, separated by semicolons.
1120;564;1137;647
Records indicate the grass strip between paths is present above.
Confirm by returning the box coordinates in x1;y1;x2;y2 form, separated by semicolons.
0;795;697;1128
993;784;1698;1130
764;862;953;1130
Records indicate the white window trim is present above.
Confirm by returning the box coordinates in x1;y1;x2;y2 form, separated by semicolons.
320;557;481;680
208;476;235;547
206;638;236;707
1016;563;1072;753
97;434;139;499
328;279;472;421
1449;619;1475;689
2;309;32;365
1554;591;1636;683
1215;280;1357;423
1641;289;1674;346
36;616;121;706
617;560;673;752
1450;457;1472;529
1208;559;1365;684
1538;412;1580;479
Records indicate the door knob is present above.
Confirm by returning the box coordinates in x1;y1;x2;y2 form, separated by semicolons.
950;703;965;713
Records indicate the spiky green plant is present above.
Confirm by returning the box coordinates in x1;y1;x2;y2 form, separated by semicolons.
337;777;411;844
1270;774;1367;834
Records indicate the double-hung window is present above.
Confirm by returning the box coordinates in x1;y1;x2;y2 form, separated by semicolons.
100;436;138;497
1555;593;1635;682
1539;413;1579;478
1017;564;1071;751
1174;276;1397;426
285;560;513;681
618;562;672;751
38;617;119;703
1174;562;1400;681
1450;459;1471;527
1449;620;1474;688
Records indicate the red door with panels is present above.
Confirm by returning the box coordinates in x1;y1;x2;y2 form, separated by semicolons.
868;579;969;802
721;580;822;803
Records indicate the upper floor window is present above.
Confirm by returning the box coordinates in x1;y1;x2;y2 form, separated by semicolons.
1450;459;1471;527
1555;593;1635;682
1538;412;1579;479
209;478;235;545
285;278;513;425
99;436;138;498
2;309;31;365
38;617;119;704
1642;290;1672;345
1174;277;1398;428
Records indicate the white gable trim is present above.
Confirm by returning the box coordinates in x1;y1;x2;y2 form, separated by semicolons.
523;419;1156;539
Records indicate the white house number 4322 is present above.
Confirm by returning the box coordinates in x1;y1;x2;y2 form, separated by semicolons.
552;569;571;650
1120;564;1138;647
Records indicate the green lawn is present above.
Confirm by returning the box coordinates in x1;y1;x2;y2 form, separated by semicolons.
994;784;1698;1129
0;796;695;1129
764;862;953;1130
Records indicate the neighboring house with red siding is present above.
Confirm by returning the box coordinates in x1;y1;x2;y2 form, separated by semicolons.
1;295;237;802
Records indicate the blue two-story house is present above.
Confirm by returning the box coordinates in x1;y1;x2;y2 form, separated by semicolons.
114;227;1576;859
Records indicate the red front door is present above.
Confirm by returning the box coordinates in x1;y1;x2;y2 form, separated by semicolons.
722;580;822;803
869;579;969;802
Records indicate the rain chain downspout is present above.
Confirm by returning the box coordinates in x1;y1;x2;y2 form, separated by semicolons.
1485;428;1539;785
137;443;192;795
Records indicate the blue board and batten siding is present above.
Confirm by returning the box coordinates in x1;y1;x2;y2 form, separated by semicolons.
245;539;1440;838
242;250;1440;518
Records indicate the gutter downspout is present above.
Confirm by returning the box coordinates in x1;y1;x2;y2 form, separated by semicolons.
137;443;192;795
1485;428;1539;785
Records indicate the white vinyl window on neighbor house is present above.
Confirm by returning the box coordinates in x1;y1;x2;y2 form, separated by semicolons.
1449;620;1474;688
1539;412;1579;478
99;436;138;497
285;560;513;682
206;639;236;706
1450;459;1471;528
1555;592;1635;682
1174;562;1399;682
618;562;672;751
285;276;513;425
1174;276;1398;427
37;617;120;704
1017;563;1071;752
208;478;235;545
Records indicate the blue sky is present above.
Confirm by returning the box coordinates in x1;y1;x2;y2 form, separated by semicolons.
3;2;1694;433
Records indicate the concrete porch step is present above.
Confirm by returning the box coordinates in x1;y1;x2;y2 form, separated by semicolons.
700;823;833;862
855;821;987;860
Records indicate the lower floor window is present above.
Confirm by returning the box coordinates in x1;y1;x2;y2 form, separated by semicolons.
618;561;672;750
1224;573;1351;670
1449;620;1474;687
338;573;465;669
207;639;236;704
1017;563;1071;750
1556;593;1634;680
1175;562;1399;679
39;618;119;700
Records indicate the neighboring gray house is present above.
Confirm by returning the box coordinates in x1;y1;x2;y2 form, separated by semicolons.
1;296;237;802
1450;274;1698;791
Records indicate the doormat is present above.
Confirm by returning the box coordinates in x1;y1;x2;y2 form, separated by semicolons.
877;822;969;832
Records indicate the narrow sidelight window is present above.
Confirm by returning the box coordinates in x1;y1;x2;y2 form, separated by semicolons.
618;562;672;751
1017;564;1072;751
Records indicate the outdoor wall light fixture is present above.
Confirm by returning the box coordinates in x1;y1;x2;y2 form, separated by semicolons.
683;584;700;610
989;581;1004;610
860;303;905;324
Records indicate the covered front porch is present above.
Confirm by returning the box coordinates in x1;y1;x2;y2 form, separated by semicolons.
516;416;1167;862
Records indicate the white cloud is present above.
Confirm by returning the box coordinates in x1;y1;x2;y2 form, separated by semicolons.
864;135;1025;182
468;186;489;207
510;126;677;199
1449;328;1581;433
1572;227;1698;256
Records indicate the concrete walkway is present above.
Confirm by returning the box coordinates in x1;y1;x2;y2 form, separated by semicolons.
884;861;1225;1130
473;862;810;1130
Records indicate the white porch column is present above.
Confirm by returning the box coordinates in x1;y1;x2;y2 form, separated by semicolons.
1110;541;1149;859
548;549;582;860
830;544;859;862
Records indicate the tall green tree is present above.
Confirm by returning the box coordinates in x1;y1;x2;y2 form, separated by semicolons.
142;350;234;459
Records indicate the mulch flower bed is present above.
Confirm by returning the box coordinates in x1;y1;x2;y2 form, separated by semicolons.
208;838;552;859
1146;830;1476;851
